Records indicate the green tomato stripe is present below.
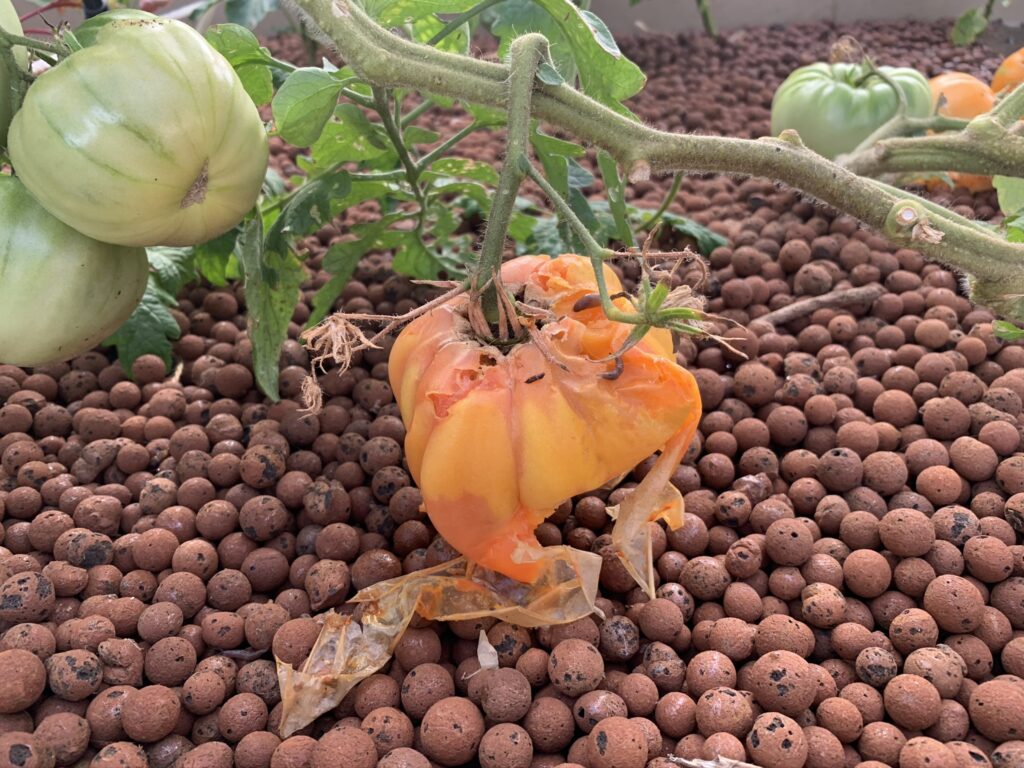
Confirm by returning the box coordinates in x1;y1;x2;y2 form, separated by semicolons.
59;55;176;163
143;31;216;144
33;100;141;183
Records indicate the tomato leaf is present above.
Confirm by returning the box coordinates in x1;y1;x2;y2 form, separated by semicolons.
1007;215;1024;242
994;175;1024;216
952;8;989;46
393;232;445;279
113;245;195;373
597;149;636;248
205;25;275;105
308;244;365;326
310;104;396;170
484;0;644;116
425;157;499;185
147;246;197;297
238;217;307;401
224;0;277;30
646;209;728;255
411;14;470;54
994;320;1024;340
265;172;353;257
366;0;480;23
105;279;182;374
194;230;239;287
272;68;345;147
403;126;441;146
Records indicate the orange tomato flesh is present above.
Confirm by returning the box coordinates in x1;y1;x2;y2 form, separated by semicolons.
389;254;701;584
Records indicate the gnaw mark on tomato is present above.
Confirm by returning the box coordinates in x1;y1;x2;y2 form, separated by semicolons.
180;160;210;209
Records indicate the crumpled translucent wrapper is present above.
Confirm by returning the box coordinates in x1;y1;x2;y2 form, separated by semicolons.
277;546;600;736
277;255;702;736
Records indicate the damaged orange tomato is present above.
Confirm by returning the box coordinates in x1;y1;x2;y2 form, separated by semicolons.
389;253;701;594
277;254;701;736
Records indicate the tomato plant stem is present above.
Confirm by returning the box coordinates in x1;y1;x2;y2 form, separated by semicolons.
290;0;1024;322
473;33;546;332
18;1;80;22
694;0;716;38
841;81;1024;175
416;121;480;169
426;0;506;47
400;98;434;127
0;27;68;57
642;172;684;234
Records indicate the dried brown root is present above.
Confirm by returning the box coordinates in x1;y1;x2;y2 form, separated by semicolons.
299;283;467;412
666;757;759;768
754;284;886;328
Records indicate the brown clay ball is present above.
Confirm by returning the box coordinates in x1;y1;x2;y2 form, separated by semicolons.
883;675;942;730
749;650;816;715
746;712;808;768
0;650;46;713
586;716;648;768
548;640;604;698
419;697;485;767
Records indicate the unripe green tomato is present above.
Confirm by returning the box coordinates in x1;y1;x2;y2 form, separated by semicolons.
0;0;28;147
770;62;932;159
0;174;148;367
8;11;268;248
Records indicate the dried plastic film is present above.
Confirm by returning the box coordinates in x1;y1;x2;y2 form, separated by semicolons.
609;412;700;598
277;547;601;736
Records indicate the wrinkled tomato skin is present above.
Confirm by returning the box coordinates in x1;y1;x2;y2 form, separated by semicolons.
389;254;701;583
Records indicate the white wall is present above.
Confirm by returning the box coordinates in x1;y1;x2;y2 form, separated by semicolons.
591;0;1024;33
13;0;1024;37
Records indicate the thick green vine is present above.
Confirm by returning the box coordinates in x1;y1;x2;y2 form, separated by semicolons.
287;0;1024;323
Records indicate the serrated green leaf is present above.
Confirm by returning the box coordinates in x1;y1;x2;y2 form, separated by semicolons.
263;168;288;198
238;218;306;401
466;103;507;127
311;104;395;170
427;157;500;184
265;172;353;256
427;178;492;208
995;175;1024;216
537;61;564;85
404;126;441;145
105;279;182;373
952;8;988;46
994;320;1024;340
412;13;470;53
393;232;444;279
147;247;196;296
597;150;636;248
567;158;594;189
430;204;461;240
308;245;363;326
654;210;729;255
273;68;345;147
531;128;586;159
194;231;238;287
485;0;644;115
368;0;479;24
224;0;276;29
527;217;566;255
205;25;275;105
